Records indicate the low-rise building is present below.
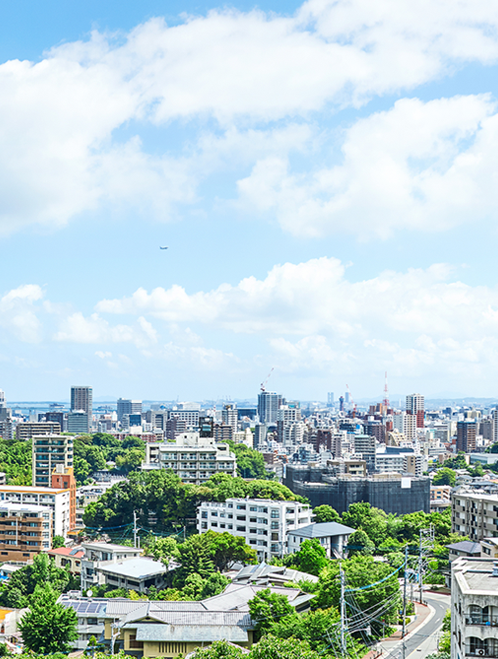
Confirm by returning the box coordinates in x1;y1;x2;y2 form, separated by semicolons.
197;498;312;561
98;557;167;592
48;545;84;574
288;522;354;559
80;542;142;592
0;503;52;562
447;541;482;562
59;596;108;650
451;557;498;659
481;538;498;559
16;422;61;440
142;432;237;485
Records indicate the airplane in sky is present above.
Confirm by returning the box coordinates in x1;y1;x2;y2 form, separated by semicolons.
160;246;168;250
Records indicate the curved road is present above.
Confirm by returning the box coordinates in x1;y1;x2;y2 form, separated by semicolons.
381;592;450;659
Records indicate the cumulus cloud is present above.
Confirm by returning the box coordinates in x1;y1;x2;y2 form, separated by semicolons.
94;256;498;380
0;284;44;343
54;312;158;348
237;94;498;237
0;2;498;236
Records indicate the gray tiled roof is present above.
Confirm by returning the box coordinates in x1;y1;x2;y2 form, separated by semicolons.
446;541;482;554
131;622;249;643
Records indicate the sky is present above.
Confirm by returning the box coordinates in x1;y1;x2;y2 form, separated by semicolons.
2;0;498;402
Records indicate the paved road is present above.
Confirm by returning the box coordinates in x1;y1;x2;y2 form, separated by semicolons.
381;592;450;659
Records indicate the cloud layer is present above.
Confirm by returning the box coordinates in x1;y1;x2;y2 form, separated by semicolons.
1;1;498;238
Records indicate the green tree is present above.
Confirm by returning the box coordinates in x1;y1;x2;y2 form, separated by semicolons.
250;635;322;659
248;589;294;635
115;446;146;473
347;529;375;556
191;640;245;658
174;535;215;587
228;442;268;479
267;607;341;655
287;539;328;576
432;468;456;487
19;583;78;654
313;505;340;523
52;535;65;549
146;536;179;563
342;502;388;546
206;531;257;571
200;572;230;598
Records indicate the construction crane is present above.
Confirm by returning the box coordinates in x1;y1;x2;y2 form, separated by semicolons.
346;383;357;419
260;367;274;392
383;371;390;410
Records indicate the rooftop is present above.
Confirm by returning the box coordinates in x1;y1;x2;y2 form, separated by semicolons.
446;541;481;555
48;546;84;557
0;485;68;494
288;522;355;539
82;542;141;553
98;557;167;579
453;558;498;593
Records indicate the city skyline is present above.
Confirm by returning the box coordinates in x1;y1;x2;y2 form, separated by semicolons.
1;0;498;400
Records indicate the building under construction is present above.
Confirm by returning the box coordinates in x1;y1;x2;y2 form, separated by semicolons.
284;463;430;515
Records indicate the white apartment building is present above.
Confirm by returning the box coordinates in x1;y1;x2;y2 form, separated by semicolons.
0;485;71;538
32;434;74;487
451;557;498;659
142;432;237;485
80;542;142;591
197;498;312;560
452;490;498;541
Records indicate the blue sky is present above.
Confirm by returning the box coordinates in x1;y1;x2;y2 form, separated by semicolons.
1;0;498;402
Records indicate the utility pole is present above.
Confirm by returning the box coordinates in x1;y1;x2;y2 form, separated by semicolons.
340;563;347;657
133;511;138;549
402;545;408;659
418;525;435;604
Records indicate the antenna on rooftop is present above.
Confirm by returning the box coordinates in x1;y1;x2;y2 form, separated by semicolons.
383;371;390;409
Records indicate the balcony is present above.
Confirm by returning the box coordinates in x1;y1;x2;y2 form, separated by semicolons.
466;618;498;627
467;653;498;658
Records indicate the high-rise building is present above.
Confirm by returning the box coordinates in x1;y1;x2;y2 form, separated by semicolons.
457;420;477;453
257;391;280;424
406;393;424;413
70;386;92;432
32;435;74;487
68;411;89;434
493;408;498;444
117;398;142;422
222;404;238;434
16;422;61;440
327;392;334;408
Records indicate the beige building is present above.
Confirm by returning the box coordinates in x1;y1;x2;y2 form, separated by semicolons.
0;503;52;562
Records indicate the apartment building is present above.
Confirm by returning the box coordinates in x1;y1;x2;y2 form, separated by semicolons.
0;503;52;562
16;422;61;440
451;557;498;659
0;485;72;538
452;490;498;541
142;432;236;485
197;498;312;560
32;434;74;487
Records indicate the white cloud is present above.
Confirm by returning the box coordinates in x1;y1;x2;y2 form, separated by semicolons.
237;94;498;237
0;284;44;343
0;3;498;236
54;312;158;348
94;255;498;381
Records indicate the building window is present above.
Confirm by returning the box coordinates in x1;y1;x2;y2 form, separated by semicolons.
236;526;246;532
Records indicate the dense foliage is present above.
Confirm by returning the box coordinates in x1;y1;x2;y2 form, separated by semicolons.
0;438;32;485
227;440;271;479
83;470;302;531
74;433;145;484
0;553;79;609
18;583;78;654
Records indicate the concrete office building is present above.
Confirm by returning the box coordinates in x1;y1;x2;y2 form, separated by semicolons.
170;408;200;428
257;391;280;424
354;435;376;472
451;557;498;659
457;420;477;453
198;498;312;560
0;503;52;562
221;404;238;434
284;464;430;515
117;399;142;422
16;421;61;440
32;434;74;488
70;386;92;432
0;485;72;538
142;432;236;485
